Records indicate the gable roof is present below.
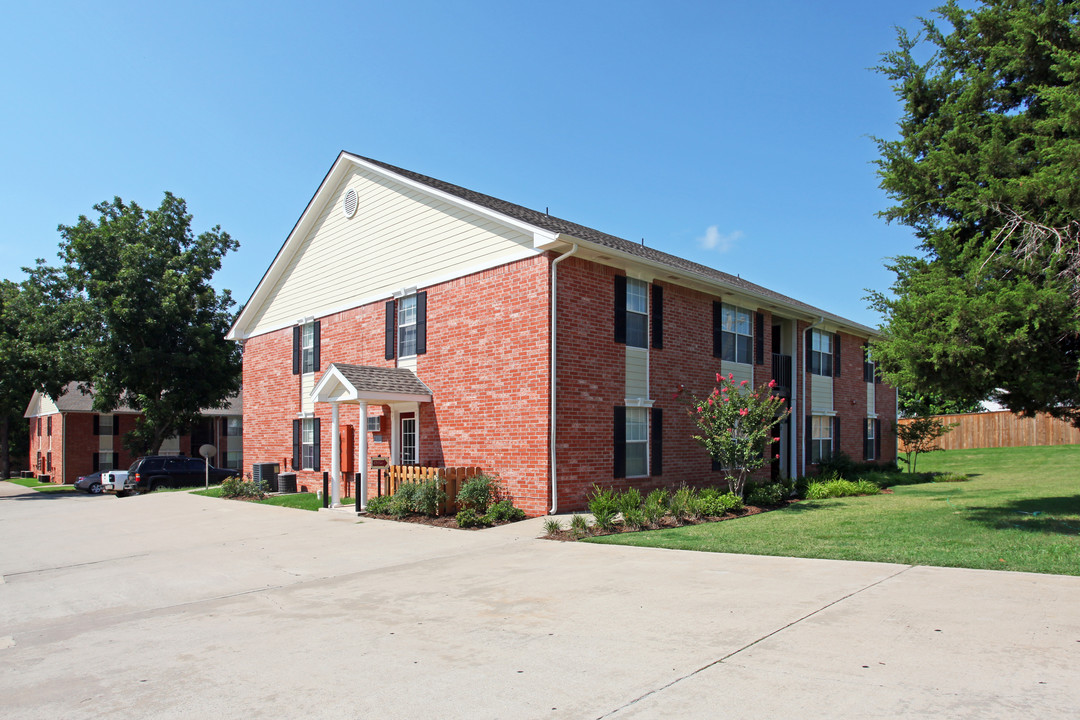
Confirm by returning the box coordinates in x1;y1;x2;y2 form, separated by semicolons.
229;151;878;339
24;382;242;418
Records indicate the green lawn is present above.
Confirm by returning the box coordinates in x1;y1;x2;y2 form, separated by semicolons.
192;487;353;511
588;445;1080;576
3;477;76;493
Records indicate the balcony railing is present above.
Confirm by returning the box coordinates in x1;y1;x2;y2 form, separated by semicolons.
772;353;792;392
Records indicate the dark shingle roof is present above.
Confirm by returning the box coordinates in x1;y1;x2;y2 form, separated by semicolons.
350;153;875;334
330;364;433;397
26;382;242;417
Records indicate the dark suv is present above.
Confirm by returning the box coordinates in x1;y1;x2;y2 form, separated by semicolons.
123;456;240;494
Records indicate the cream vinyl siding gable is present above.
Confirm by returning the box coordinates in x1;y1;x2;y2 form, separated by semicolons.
721;361;753;388
301;373;315;414
247;167;538;336
812;375;834;413
625;348;648;399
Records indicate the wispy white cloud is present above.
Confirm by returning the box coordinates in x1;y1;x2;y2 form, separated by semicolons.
698;226;742;253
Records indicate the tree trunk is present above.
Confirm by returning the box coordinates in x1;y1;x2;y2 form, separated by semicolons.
0;414;9;480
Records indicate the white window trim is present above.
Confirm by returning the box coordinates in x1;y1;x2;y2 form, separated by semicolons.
721;303;754;365
397;294;418;360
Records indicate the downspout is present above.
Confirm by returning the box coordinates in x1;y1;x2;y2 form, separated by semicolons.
801;316;826;478
549;243;578;514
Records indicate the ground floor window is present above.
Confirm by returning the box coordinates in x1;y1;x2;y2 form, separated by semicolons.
401;414;417;465
225;450;242;469
625;407;649;477
864;418;876;461
811;415;833;464
302;418;316;470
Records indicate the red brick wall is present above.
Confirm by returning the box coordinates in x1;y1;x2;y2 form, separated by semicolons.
241;254;553;515
27;411;191;484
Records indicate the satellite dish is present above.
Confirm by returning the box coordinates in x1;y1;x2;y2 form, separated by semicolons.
199;444;217;459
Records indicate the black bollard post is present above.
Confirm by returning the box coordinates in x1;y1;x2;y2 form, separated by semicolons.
322;471;329;508
355;470;361;513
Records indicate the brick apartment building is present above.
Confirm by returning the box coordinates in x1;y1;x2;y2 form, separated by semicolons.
24;382;243;485
228;152;896;515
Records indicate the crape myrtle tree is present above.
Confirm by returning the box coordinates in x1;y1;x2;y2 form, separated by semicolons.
31;192;241;456
868;0;1080;427
0;276;82;478
679;374;790;498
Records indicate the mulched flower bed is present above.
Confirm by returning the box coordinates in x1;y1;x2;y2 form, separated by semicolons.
362;512;522;530
544;500;795;541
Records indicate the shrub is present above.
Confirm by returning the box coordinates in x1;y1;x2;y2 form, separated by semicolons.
617;487;643;517
643;491;667;526
805;478;881;500
456;474;496;513
365;494;392;514
669;486;698;522
588;486;619;531
933;472;970;483
699;488;743;515
746;482;785;507
818;451;856;479
220;476;266;499
456;508;483;528
483;499;525;524
543;518;563;536
622;507;646;531
570;513;590;538
412;478;446;516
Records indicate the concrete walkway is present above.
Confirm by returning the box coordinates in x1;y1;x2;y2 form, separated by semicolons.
1;481;1077;719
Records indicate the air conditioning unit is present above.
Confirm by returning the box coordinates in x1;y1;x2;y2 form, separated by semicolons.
252;462;280;491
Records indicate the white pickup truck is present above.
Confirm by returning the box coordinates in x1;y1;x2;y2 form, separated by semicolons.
101;470;132;495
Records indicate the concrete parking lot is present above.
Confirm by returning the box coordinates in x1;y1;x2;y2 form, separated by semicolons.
1;481;1078;719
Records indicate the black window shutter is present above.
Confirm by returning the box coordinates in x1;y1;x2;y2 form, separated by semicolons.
863;418;870;460
806;414;813;465
384;300;396;360
312;418;321;472
47;416;52;436
614;276;627;344
313;321;321;372
712;301;723;358
711;457;722;472
113;417;120;436
805;330;813;371
651;285;663;350
47;452;51;471
292;325;301;375
613;406;626;479
92;453;99;472
93;414;100;436
833;416;841;455
416;291;427;355
292;419;300;471
755;312;765;365
834;333;841;377
113;452;119;469
650;407;662;476
875;419;882;460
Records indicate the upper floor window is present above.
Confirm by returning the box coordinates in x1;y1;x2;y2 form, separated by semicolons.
398;295;418;358
721;304;753;364
385;292;427;361
96;414;114;436
810;330;833;376
292;320;320;375
302;322;316;373
226;417;242;437
863;344;877;383
625;278;648;348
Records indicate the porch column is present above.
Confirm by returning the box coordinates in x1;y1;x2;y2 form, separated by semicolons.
330;402;341;507
358;401;369;510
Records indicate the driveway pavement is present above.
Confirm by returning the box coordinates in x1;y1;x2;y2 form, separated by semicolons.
1;481;1077;719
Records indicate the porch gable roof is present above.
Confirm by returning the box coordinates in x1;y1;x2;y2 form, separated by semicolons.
312;364;433;404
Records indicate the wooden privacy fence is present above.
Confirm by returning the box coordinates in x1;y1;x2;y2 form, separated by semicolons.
898;411;1080;451
383;465;482;515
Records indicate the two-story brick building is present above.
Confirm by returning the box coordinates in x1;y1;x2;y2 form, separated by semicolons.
25;383;243;485
228;152;896;515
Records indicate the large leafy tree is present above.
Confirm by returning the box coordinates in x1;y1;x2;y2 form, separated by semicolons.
0;275;83;477
899;388;984;418
869;0;1080;426
32;192;241;455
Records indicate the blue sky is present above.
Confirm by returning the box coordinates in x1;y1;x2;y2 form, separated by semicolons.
1;0;938;328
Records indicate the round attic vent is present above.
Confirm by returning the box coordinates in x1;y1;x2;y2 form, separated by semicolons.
343;188;358;218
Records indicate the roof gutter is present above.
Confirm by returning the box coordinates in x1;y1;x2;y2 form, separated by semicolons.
801;316;826;478
549;243;578;514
